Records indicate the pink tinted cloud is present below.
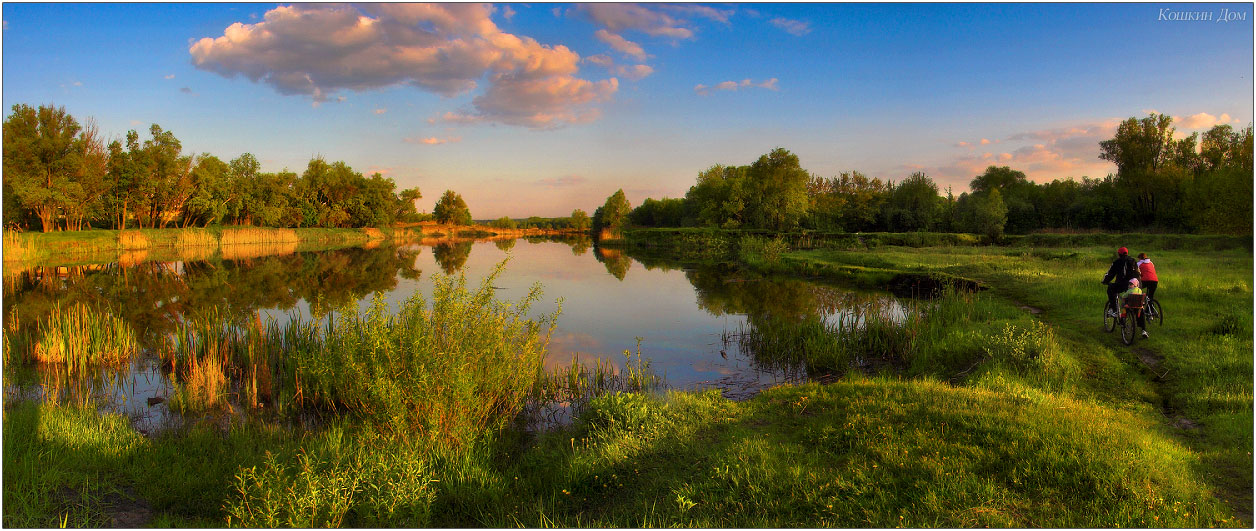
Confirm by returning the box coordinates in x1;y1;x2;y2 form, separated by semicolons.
595;29;646;61
769;17;811;36
578;4;694;39
404;136;462;145
1174;112;1240;130
191;4;616;129
695;77;778;96
926;118;1123;188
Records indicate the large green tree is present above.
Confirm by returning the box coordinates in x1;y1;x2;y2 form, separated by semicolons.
883;172;941;231
3;104;85;232
433;190;472;225
593;189;631;233
742;148;811;231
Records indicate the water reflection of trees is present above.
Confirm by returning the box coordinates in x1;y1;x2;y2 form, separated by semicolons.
3;246;423;351
433;241;473;274
593;246;631;280
685;267;865;323
493;238;516;252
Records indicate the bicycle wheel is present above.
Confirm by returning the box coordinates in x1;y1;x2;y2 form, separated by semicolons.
1147;299;1163;327
1121;312;1136;345
1103;300;1117;332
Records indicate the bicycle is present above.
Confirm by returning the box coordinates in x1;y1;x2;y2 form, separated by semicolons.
1143;294;1163;327
1119;292;1147;345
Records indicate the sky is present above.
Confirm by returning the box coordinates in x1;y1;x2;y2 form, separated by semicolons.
3;2;1252;218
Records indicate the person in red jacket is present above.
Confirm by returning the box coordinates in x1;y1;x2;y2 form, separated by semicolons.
1136;252;1158;301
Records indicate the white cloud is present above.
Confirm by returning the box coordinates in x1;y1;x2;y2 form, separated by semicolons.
373;108;387;115
694;78;778;96
164;74;176;80
191;4;617;129
501;5;516;21
769;17;811;36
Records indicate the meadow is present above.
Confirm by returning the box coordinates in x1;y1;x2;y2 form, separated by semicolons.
2;233;1251;527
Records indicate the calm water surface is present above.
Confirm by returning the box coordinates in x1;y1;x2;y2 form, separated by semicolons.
3;238;902;431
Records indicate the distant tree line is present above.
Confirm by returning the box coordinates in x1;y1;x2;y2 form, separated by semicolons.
487;210;591;231
594;113;1252;237
3;104;426;232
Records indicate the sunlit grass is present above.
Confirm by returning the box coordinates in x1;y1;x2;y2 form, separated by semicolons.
4;302;139;370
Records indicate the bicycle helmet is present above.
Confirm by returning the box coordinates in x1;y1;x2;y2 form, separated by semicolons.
1128;278;1139;288
1117;246;1128;255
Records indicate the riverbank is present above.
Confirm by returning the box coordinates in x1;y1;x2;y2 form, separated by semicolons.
3;235;1250;527
2;224;590;271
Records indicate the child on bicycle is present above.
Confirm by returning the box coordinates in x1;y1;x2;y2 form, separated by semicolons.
1102;246;1140;318
1120;278;1149;338
1136;252;1158;301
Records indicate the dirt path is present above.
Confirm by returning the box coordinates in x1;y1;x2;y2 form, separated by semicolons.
1016;303;1250;525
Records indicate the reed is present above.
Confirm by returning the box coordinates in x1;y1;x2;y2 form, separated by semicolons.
529;339;662;426
116;249;150;267
19;303;138;371
220;242;298;260
173;230;218;262
162;260;560;452
220;228;300;246
117;230;150;250
3;231;37;262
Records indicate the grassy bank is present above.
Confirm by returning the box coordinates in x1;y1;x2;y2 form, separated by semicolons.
3;238;1250;526
755;242;1253;519
2;226;423;268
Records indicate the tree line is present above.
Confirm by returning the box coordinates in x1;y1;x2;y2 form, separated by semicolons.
593;113;1253;237
3;104;439;232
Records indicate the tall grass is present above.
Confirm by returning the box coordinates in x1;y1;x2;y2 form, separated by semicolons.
163;260;560;451
529;339;663;428
117;230;150;250
220;228;300;260
3;231;38;262
6;302;139;371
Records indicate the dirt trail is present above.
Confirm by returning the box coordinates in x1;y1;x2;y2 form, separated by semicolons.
1018;303;1249;525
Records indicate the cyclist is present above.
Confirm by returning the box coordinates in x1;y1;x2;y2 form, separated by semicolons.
1120;278;1149;338
1101;246;1140;319
1136;252;1158;302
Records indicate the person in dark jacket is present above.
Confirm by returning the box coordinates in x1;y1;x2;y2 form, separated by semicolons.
1102;246;1140;316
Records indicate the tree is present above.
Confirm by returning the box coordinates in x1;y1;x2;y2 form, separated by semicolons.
395;187;422;223
971;188;1009;240
491;216;516;229
433;190;472;225
883;172;941;231
742;148;810;231
3;104;84;232
184;154;233;226
685;164;747;228
593;189;631;233
570;209;591;232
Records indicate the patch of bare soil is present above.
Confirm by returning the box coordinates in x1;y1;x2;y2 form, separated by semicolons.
104;487;153;528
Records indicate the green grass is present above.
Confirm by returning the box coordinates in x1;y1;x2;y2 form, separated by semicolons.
3;238;1250;527
770;243;1253;519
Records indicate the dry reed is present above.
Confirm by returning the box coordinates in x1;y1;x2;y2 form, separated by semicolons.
117;249;151;267
3;231;35;262
221;228;300;246
118;230;151;250
221;242;299;260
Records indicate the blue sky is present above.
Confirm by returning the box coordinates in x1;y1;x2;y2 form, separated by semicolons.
3;3;1252;217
